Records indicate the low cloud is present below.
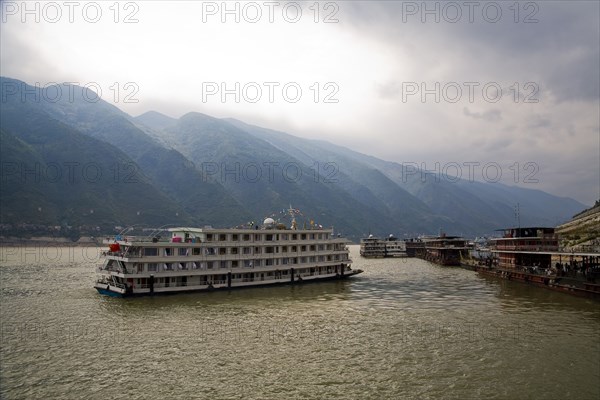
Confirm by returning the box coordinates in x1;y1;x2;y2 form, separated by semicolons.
463;107;502;122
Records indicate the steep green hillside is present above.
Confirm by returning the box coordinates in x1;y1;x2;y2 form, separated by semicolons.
159;112;392;238
1;77;251;227
284;136;587;234
1;77;588;238
225;119;451;234
0;105;191;228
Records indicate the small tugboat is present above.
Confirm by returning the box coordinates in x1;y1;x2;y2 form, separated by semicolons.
95;208;362;297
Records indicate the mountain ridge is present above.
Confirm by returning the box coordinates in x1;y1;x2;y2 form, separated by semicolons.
0;77;588;239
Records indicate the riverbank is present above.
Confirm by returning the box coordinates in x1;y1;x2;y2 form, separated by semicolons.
0;236;100;247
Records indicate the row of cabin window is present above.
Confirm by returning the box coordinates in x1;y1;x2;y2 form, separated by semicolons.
199;233;327;242
144;244;341;257
496;240;558;246
134;267;337;286
140;255;345;272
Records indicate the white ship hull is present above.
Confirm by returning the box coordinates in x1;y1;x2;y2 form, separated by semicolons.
94;269;362;297
360;236;407;258
95;225;361;297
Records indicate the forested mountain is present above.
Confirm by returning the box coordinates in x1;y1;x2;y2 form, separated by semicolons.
0;77;587;240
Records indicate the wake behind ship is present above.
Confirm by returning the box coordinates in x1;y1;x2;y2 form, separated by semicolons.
95;213;362;297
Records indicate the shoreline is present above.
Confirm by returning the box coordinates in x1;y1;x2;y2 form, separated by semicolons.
0;237;102;247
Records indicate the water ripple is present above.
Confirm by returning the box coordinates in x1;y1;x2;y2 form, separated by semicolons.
1;246;598;399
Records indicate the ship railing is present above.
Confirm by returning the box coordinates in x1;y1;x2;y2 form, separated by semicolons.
102;250;142;258
136;281;223;289
105;236;172;244
97;279;126;289
492;245;559;252
97;265;121;273
112;281;127;289
509;265;556;275
96;266;115;273
102;251;126;257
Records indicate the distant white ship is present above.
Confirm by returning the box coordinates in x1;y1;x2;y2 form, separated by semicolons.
360;234;407;258
95;208;362;297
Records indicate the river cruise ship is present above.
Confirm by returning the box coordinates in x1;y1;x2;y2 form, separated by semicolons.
360;234;407;258
95;217;361;297
479;227;600;298
422;235;469;266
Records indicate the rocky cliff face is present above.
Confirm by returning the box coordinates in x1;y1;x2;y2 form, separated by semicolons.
556;203;600;252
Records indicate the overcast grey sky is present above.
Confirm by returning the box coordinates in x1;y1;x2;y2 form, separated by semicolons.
1;1;598;205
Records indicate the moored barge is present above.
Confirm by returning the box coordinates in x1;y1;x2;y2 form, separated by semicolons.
475;227;600;298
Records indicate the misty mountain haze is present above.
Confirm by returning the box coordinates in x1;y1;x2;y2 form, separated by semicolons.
0;77;587;240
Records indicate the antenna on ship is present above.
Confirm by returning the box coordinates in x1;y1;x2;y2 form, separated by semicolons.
288;204;297;230
145;224;175;242
514;203;521;229
116;224;142;241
